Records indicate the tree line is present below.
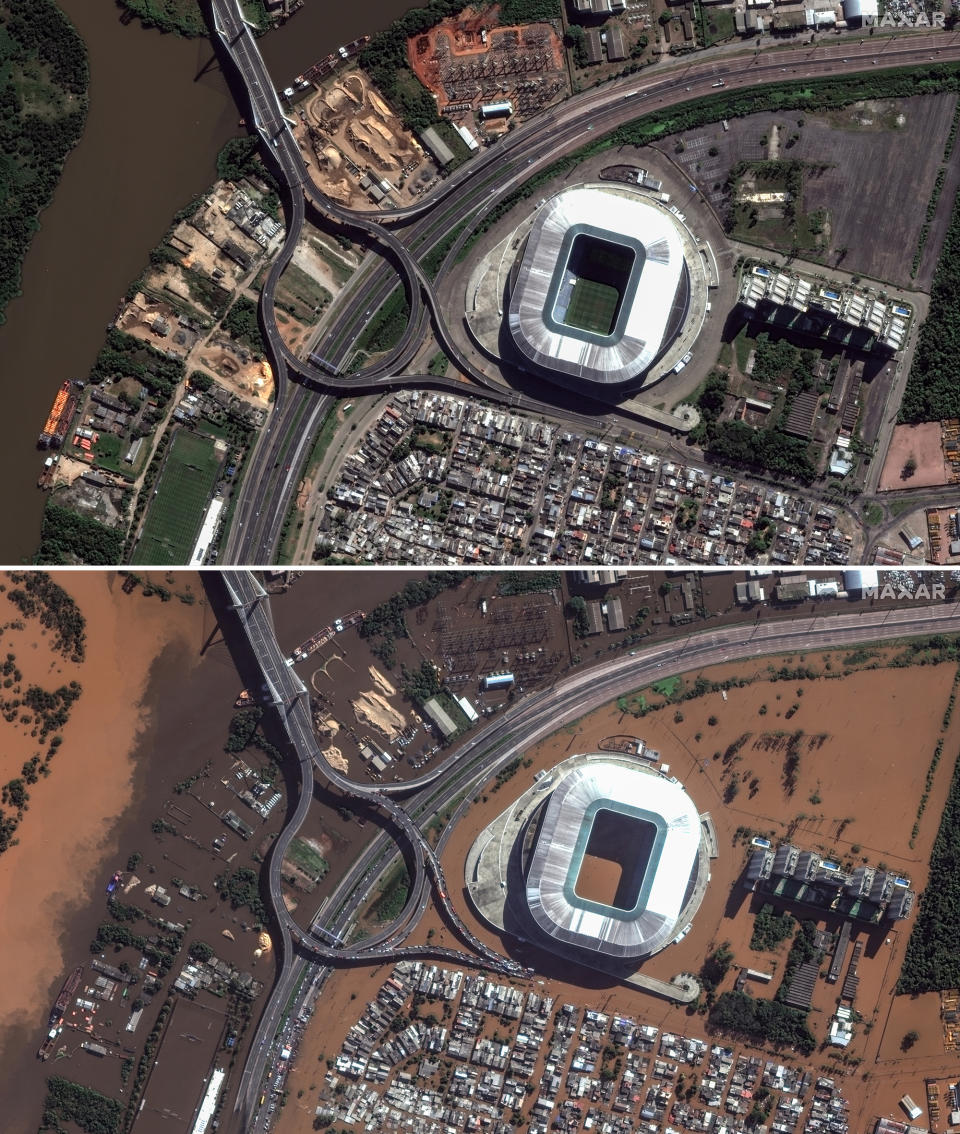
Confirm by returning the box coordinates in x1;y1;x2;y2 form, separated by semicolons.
900;182;960;422
0;1;88;324
898;742;960;992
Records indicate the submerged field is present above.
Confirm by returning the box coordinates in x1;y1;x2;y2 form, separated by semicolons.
276;640;960;1134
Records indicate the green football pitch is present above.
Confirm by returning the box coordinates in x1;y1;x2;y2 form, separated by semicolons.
564;278;620;335
131;429;222;565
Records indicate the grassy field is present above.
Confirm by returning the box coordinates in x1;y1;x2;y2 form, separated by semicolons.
276;262;332;322
286;837;328;881
566;278;620;335
309;237;355;287
131;430;221;565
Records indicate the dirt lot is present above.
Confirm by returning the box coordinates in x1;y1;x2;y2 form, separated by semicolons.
275;641;960;1134
295;68;432;211
194;338;274;405
408;5;568;123
115;292;200;360
879;421;948;491
657;93;958;289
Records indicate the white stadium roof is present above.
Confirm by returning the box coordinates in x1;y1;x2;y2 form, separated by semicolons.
525;761;703;959
508;186;689;388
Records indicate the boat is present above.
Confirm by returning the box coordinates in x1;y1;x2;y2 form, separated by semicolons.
48;966;83;1028
293;610;365;662
106;871;122;895
37;1026;61;1060
38;380;79;449
234;688;255;708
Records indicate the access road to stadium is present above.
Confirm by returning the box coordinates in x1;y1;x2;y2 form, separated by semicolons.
210;571;960;1132
208;0;960;563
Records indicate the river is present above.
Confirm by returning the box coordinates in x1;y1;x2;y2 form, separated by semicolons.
0;0;417;563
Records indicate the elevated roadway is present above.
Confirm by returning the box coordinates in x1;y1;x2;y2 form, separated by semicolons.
215;571;960;1128
209;3;960;561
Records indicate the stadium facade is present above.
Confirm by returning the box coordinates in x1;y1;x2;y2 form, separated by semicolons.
524;761;706;960
507;186;696;392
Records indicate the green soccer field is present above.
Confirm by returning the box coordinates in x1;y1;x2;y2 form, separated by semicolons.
131;429;222;565
565;277;620;335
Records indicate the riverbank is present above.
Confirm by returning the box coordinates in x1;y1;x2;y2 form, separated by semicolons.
0;1;88;324
117;0;269;38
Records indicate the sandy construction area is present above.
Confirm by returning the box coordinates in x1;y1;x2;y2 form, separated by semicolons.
351;689;405;740
323;745;348;773
369;665;396;697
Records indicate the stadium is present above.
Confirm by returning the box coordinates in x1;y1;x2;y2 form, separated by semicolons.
466;753;713;971
506;185;704;392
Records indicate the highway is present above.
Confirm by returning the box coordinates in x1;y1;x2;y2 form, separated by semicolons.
207;570;960;1130
207;0;960;563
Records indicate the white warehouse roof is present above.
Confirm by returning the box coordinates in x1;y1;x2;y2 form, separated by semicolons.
842;0;878;18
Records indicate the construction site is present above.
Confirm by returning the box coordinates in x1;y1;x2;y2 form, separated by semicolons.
293;69;432;210
114;293;202;362
408;8;568;124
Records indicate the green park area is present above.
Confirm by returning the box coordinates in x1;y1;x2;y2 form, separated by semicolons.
131;429;222;565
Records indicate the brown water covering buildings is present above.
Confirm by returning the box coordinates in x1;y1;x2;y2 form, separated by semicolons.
0;0;419;561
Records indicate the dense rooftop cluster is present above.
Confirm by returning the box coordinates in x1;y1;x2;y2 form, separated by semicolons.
318;392;855;565
317;960;853;1134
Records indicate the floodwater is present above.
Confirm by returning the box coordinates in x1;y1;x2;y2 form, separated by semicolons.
0;0;418;563
275;649;960;1134
0;572;206;1131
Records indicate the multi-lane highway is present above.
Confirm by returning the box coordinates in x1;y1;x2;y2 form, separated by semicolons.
208;570;960;1130
207;0;960;563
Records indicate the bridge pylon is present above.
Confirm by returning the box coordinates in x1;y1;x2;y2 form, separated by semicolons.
223;572;268;612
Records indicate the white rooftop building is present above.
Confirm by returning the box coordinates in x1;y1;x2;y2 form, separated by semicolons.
525;759;707;959
507;186;698;390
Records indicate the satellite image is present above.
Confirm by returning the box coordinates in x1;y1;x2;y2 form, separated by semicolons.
1;567;960;1134
1;0;959;567
3;2;960;1133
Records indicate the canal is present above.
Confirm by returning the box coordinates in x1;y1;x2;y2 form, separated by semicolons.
0;0;416;563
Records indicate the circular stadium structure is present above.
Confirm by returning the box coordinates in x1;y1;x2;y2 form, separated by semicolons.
506;185;702;392
466;753;713;972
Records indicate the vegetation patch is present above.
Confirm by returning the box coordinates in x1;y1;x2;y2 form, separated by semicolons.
221;295;266;356
286;837;329;882
370;863;410;924
353;287;411;358
750;903;796;951
40;1076;121;1134
708;990;816;1054
0;1;88;325
901;181;960;422
6;572;86;661
37;503;124;566
898;742;960;992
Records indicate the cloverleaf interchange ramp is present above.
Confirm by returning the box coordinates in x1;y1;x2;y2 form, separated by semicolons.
206;570;960;1131
207;0;960;563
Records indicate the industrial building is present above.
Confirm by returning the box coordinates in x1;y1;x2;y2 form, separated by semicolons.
525;759;708;960
506;186;700;392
